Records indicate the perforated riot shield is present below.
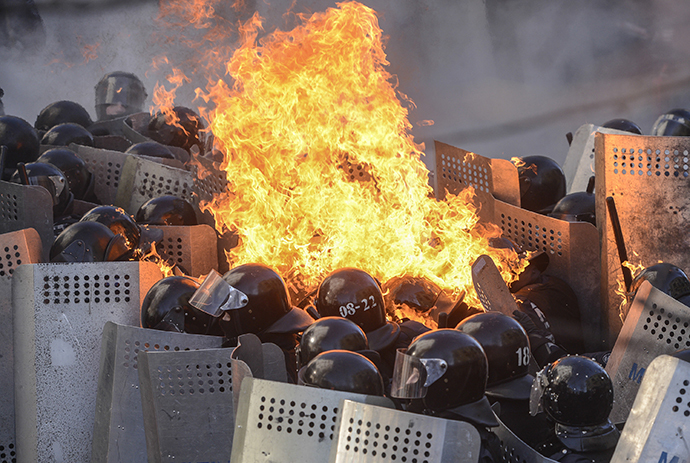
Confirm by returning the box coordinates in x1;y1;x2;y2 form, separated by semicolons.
138;345;237;463
230;377;394;463
73;144;129;206
0;180;53;261
595;132;690;346
92;322;224;463
605;281;690;424
148;224;218;277
610;354;690;463
12;261;161;463
472;254;518;316
329;399;480;463
0;229;42;463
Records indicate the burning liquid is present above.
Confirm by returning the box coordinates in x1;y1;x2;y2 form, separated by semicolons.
161;1;521;302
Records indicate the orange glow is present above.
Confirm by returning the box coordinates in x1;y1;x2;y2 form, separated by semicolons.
167;1;521;305
139;244;176;278
615;254;647;321
511;156;537;175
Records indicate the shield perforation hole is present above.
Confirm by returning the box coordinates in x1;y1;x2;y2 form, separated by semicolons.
156;358;231;394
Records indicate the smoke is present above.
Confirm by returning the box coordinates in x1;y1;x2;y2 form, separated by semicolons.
2;0;690;174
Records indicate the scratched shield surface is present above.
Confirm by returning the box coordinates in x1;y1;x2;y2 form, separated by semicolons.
605;281;690;424
610;355;690;463
12;262;161;463
595;132;690;346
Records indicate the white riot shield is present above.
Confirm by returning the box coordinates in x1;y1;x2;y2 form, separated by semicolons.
610;354;690;463
0;180;53;261
73;145;130;206
329;399;480;463
148;224;218;277
230;377;394;463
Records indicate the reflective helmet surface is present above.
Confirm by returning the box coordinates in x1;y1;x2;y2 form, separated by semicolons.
651;109;690;137
405;329;488;411
382;276;441;319
95;71;148;121
456;312;531;389
125;141;175;160
628;263;690;304
601;118;642;135
10;162;72;217
548;191;596;225
80;205;141;249
221;263;309;336
147;106;205;153
34;100;93;132
50;221;120;262
514;155;566;213
299;350;384;396
37;148;93;201
316;268;386;333
541;355;613;427
298;316;368;368
0;115;40;179
141;276;221;335
135;195;199;226
41;122;94;147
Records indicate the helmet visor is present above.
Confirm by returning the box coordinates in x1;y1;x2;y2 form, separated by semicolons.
390;348;447;399
189;269;248;317
529;366;548;416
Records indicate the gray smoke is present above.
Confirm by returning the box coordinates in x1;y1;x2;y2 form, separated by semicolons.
2;0;690;173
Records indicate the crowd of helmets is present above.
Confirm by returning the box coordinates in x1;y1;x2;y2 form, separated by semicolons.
3;71;690;463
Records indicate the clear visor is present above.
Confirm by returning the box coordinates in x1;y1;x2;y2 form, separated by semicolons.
188;269;249;317
390;348;447;399
529;367;548;416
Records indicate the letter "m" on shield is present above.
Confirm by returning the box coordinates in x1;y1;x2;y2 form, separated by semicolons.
629;363;646;384
659;451;685;463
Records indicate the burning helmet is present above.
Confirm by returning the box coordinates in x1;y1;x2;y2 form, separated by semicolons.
135;195;199;226
147;106;205;154
627;263;690;306
514;155;566;213
211;263;313;337
10;162;73;218
601;118;642;135
532;355;613;427
95;71;148;121
382;276;442;322
456;312;533;400
298;350;385;396
0;115;40;180
50;221;130;262
297;316;368;368
125;141;175;160
141;276;223;335
37;148;95;201
34;100;93;133
80;205;141;250
651;109;690;137
315;268;400;352
41;122;94;147
391;329;496;426
548;191;596;225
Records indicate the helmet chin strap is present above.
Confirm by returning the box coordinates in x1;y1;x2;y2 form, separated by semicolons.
555;420;620;452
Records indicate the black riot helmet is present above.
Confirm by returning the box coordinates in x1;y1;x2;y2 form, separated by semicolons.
382;275;443;321
50;221;130;262
41;122;94;147
315;267;400;352
297;316;368;368
147;106;205;154
219;263;313;337
80;205;141;250
141;276;223;335
34;100;93;133
37;148;94;201
456;312;533;399
392;329;497;427
535;355;614;427
125;141;175;160
95;71;148;121
514;155;566;213
548;191;596;225
627;263;690;306
0;115;40;179
601;118;642;135
10;162;73;218
651;109;690;137
298;350;385;396
135;195;199;226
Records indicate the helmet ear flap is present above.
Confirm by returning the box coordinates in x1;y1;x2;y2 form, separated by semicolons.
105;233;131;261
53;239;87;262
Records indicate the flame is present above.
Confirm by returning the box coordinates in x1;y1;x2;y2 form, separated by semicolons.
511;156;537;175
181;1;521;303
138;244;176;278
615;253;646;321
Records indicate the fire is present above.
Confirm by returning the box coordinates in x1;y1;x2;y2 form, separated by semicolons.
615;254;647;321
511;156;537;175
156;1;522;304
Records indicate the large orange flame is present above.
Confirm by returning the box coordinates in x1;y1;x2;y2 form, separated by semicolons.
183;1;518;302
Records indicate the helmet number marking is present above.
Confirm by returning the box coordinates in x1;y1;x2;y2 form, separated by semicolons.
516;346;530;366
338;296;378;317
